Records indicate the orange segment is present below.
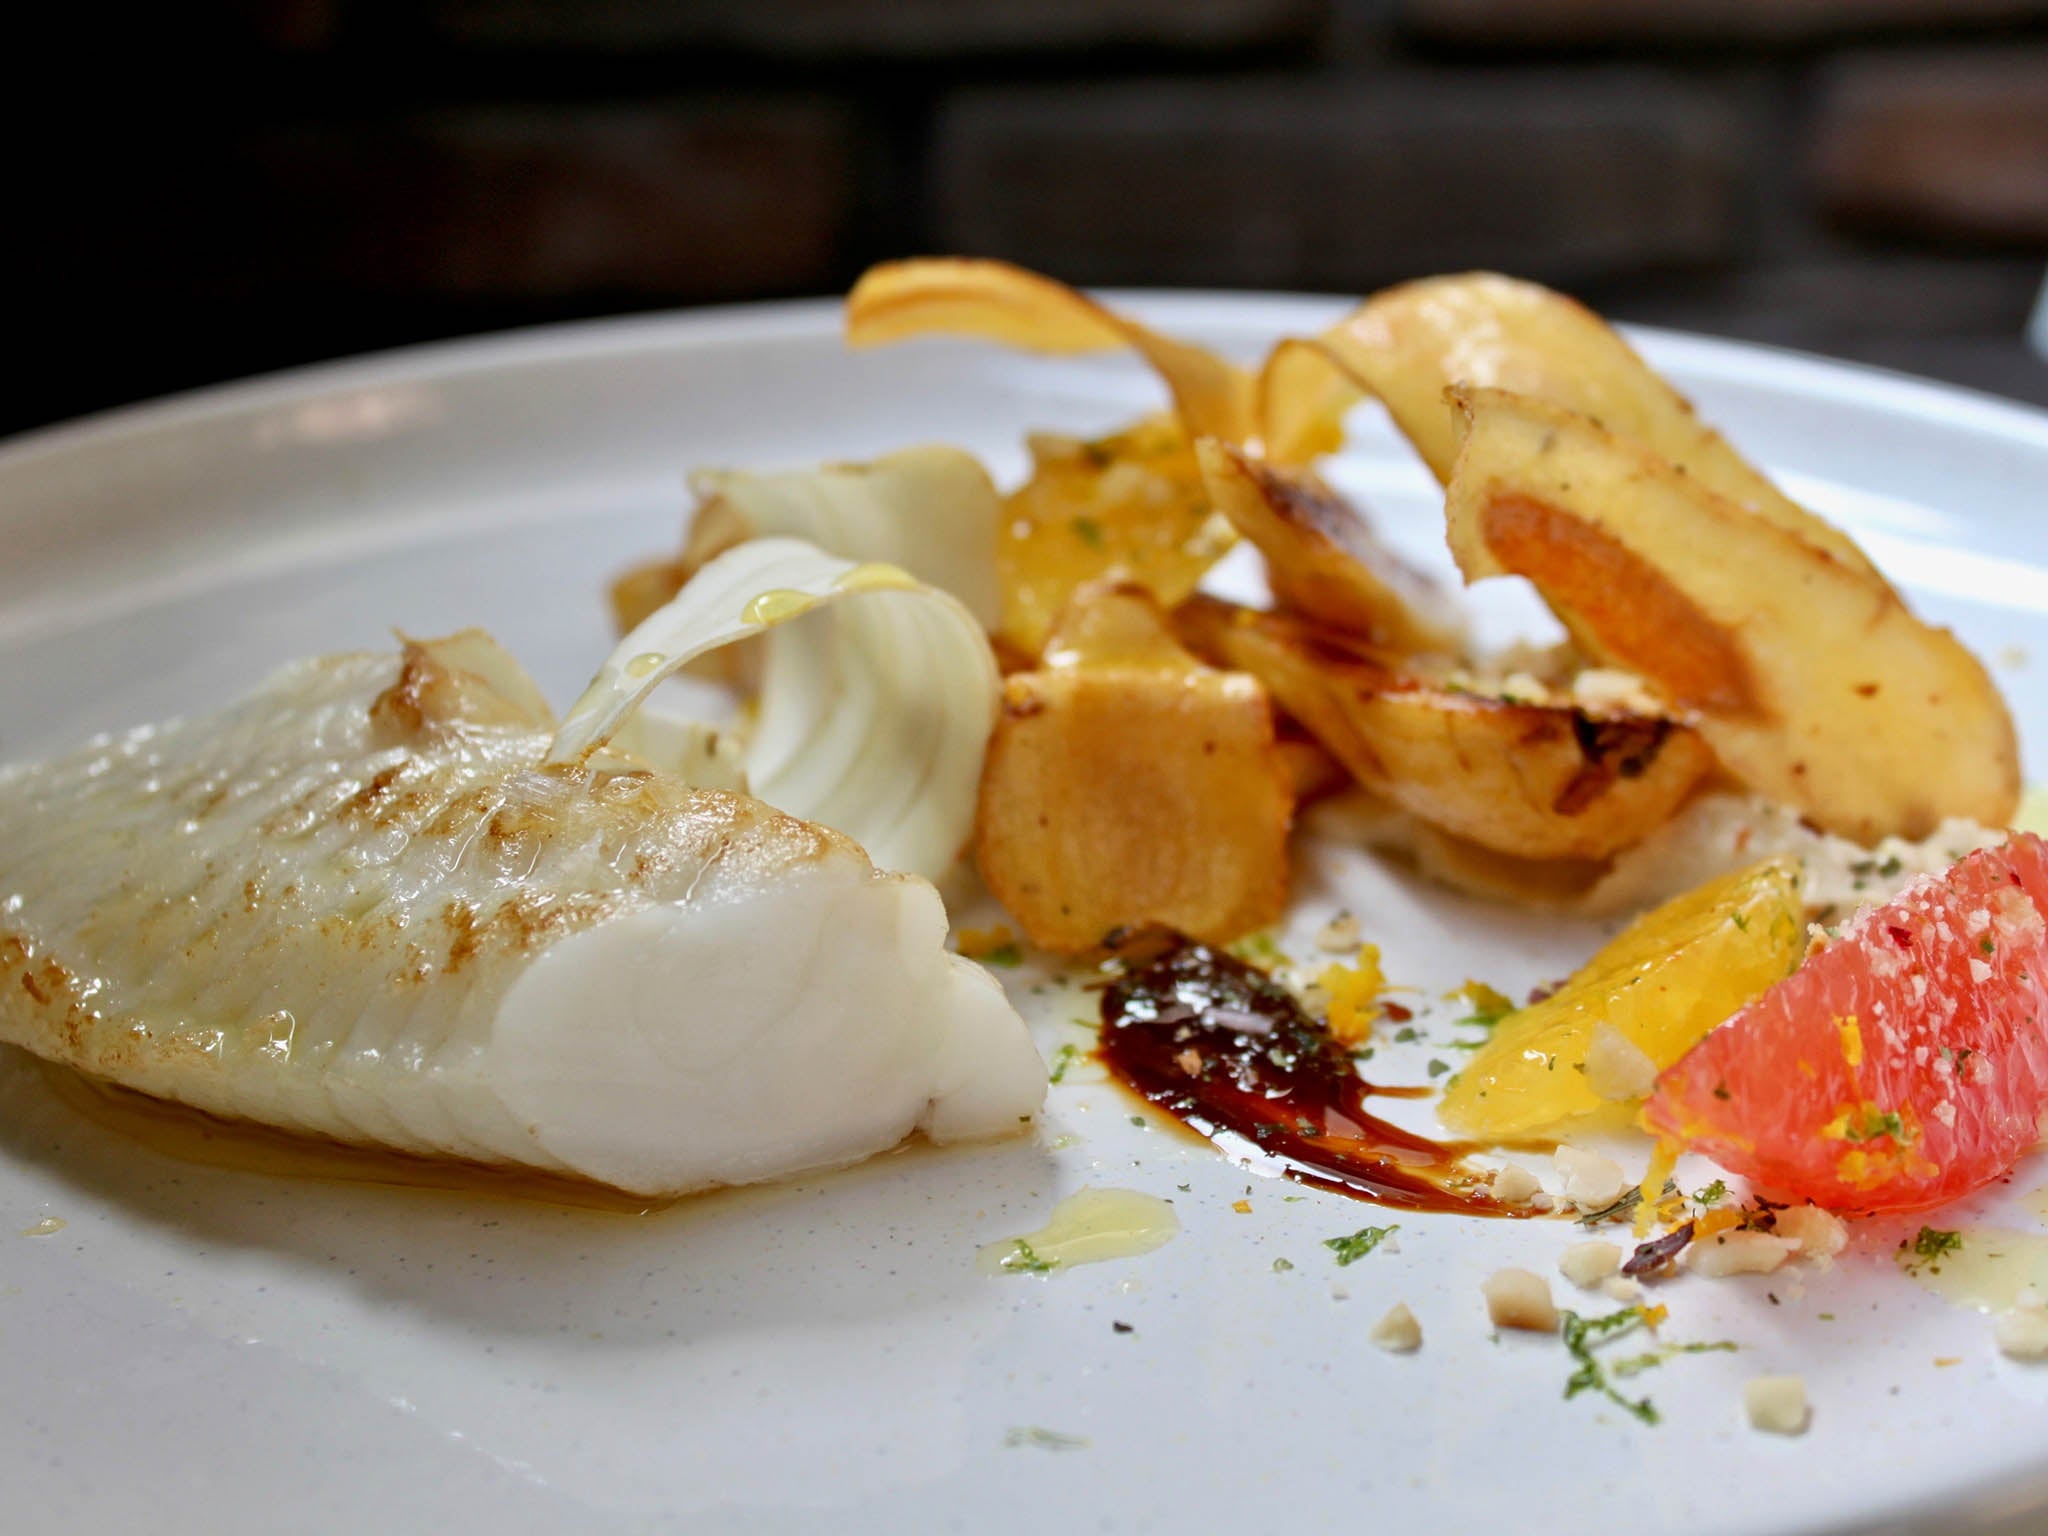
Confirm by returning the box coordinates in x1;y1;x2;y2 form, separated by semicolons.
1439;858;1804;1139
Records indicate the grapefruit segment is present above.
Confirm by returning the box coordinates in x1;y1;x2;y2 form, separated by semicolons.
1644;834;2048;1214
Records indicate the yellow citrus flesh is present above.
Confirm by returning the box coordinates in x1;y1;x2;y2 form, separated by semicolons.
1438;857;1805;1139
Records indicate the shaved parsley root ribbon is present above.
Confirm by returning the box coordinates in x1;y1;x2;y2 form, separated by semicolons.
549;536;1000;882
691;447;1005;633
845;257;1256;447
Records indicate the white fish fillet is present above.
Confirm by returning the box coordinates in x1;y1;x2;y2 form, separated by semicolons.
0;634;1044;1195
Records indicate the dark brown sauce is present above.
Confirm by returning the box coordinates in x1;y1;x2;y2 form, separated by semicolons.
1096;927;1525;1215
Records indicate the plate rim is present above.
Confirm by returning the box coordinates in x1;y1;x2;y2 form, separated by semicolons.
6;288;2047;472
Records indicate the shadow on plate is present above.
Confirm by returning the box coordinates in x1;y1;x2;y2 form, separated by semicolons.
0;1044;1061;1347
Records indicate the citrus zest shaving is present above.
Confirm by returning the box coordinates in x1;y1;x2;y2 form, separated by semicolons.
1319;947;1387;1045
1635;1140;1680;1237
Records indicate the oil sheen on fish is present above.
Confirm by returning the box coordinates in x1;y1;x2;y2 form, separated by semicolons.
0;632;1044;1196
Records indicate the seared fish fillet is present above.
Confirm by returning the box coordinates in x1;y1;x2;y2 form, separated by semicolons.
0;634;1043;1195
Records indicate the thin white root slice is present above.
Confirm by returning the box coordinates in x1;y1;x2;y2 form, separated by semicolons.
550;537;999;881
690;448;1004;632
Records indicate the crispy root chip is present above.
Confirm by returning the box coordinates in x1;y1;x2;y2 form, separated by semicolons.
846;257;1254;445
1176;596;1715;863
1443;387;2018;842
1256;273;1882;583
976;583;1292;952
1193;437;1463;653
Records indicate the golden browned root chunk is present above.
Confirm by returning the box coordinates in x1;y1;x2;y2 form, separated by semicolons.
998;416;1234;657
1193;437;1462;653
1443;387;2018;842
1256;273;1882;584
1176;597;1715;863
845;257;1254;443
976;583;1293;953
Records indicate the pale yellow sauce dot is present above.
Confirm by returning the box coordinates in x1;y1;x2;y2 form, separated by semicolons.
20;1217;65;1237
741;589;818;626
976;1186;1180;1275
1897;1226;2048;1312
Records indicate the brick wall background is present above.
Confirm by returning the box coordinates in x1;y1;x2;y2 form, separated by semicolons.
11;0;2048;438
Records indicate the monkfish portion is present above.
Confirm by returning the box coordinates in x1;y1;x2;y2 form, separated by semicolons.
0;587;1044;1195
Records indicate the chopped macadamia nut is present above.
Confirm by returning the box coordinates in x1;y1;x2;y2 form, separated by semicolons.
1744;1375;1810;1435
1996;1291;2048;1360
1554;1146;1628;1212
1316;912;1362;953
1558;1240;1624;1289
1688;1229;1799;1278
1483;1267;1560;1332
1490;1163;1543;1205
1601;1275;1645;1304
1583;1022;1659;1102
1370;1302;1423;1353
1773;1204;1848;1262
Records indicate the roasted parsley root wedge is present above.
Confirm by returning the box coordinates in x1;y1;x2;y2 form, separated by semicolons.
1255;272;1882;584
845;256;1254;445
1442;387;2018;842
976;583;1292;952
1192;438;1463;654
0;560;1042;1197
1175;596;1714;862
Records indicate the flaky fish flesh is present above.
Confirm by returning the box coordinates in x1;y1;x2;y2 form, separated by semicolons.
0;623;1043;1195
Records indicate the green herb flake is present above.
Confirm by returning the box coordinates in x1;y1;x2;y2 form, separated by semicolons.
979;943;1023;968
1227;931;1286;969
1129;1115;1147;1128
1693;1180;1727;1207
1556;1307;1729;1426
1069;516;1106;549
1272;1257;1295;1273
1004;1426;1090;1451
1048;1043;1081;1084
998;1238;1059;1275
1324;1224;1399;1266
1426;1058;1451;1078
1394;1026;1420;1043
1905;1227;1963;1270
1844;1106;1909;1144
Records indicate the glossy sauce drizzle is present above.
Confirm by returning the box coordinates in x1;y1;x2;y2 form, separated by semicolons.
1096;927;1524;1215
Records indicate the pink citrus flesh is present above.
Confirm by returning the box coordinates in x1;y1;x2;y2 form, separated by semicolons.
1644;833;2048;1214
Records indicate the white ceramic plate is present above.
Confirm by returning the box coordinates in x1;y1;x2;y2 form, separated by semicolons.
6;297;2048;1536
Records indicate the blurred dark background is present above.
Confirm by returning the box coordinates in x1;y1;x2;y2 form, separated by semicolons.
12;0;2048;440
